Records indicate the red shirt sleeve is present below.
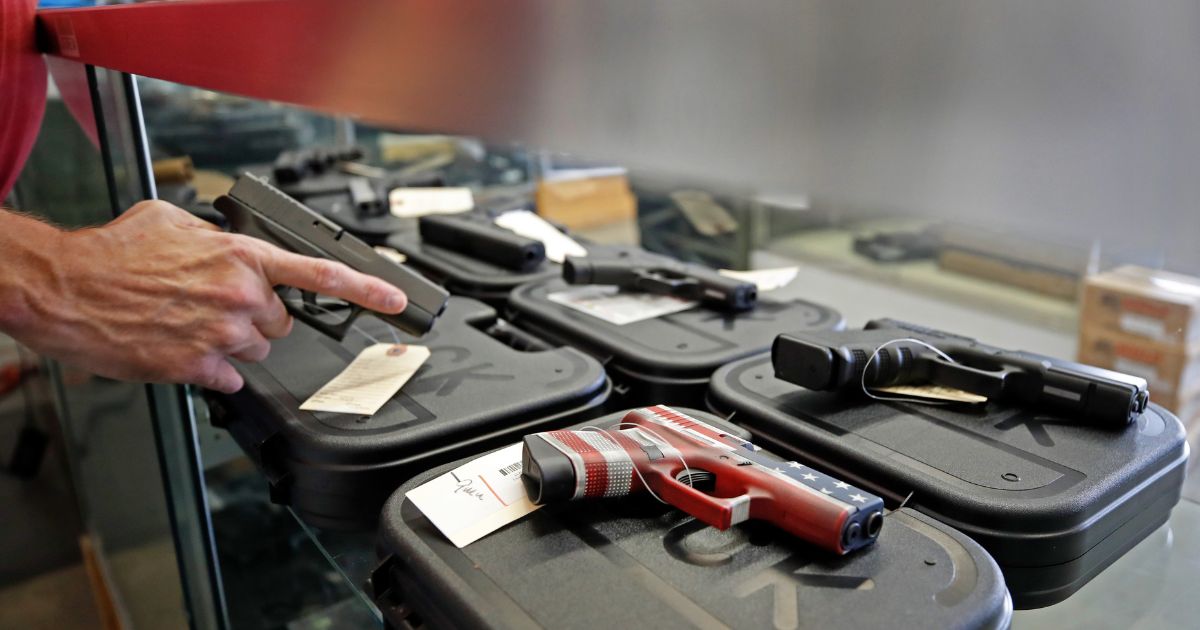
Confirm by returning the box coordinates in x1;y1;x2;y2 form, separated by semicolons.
0;0;48;201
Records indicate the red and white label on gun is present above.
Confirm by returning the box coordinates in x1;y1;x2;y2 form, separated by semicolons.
406;443;540;548
522;406;886;555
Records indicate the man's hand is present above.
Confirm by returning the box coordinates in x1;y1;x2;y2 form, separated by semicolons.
0;201;409;393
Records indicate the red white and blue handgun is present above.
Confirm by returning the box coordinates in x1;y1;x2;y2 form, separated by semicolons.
520;406;884;554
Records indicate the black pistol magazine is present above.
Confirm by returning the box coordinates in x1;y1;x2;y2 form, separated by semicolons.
385;209;563;309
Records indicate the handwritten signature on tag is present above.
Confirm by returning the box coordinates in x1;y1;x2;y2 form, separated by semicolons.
453;474;487;501
405;443;541;547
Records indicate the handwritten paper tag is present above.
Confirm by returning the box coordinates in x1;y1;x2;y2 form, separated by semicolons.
547;285;698;325
389;187;475;218
719;267;799;292
299;344;430;416
670;190;738;236
493;210;588;263
406;443;539;547
873;384;987;404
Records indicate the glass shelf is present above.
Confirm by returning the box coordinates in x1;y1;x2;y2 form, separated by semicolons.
219;452;1200;629
287;512;381;624
123;69;1200;630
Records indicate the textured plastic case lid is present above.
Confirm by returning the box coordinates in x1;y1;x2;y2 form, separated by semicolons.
219;297;609;528
373;409;1012;630
507;276;844;379
385;230;560;296
708;354;1189;606
234;297;607;464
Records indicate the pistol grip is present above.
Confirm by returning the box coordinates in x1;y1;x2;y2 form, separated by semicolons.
281;291;363;342
655;473;751;531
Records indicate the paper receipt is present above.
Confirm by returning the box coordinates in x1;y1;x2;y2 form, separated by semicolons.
873;384;987;404
373;245;408;264
406;443;540;547
493;210;588;263
299;343;430;416
547;285;698;325
389;187;475;218
719;267;800;292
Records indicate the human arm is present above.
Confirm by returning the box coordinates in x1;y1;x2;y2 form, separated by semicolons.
0;200;408;393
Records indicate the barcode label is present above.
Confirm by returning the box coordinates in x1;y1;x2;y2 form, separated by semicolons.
498;462;522;477
406;443;540;548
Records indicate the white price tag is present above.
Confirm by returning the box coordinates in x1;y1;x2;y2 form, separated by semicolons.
299;344;430;416
493;210;588;264
873;384;987;404
406;443;540;548
373;245;408;264
547;285;697;325
389;187;475;218
719;267;800;292
1113;357;1168;392
1118;312;1167;341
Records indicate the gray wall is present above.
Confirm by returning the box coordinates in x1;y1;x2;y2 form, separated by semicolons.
508;1;1200;271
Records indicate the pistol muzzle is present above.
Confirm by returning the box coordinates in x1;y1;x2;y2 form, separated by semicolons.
561;256;592;285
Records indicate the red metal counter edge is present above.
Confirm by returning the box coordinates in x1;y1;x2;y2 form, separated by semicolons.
35;0;539;137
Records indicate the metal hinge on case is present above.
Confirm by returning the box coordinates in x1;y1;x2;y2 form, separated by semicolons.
206;397;229;429
369;556;399;600
482;318;554;353
255;433;291;486
267;477;293;505
369;557;421;630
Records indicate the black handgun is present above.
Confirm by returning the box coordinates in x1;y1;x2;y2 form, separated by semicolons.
418;213;546;272
851;230;940;263
272;144;365;185
213;174;449;340
562;255;757;311
772;318;1149;428
272;145;445;234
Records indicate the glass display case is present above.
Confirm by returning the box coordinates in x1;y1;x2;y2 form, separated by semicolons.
19;1;1200;628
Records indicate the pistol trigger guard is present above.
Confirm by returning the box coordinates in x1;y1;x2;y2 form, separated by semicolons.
634;270;701;299
928;357;1007;398
300;290;321;314
658;473;748;531
280;291;360;342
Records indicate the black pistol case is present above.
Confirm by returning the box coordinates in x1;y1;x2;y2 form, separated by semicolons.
370;408;1013;630
505;258;844;409
277;172;442;245
384;228;561;309
707;353;1190;609
207;297;610;530
303;192;414;244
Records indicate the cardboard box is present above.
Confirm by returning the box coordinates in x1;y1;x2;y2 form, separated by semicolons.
1078;324;1200;403
1081;265;1200;345
938;249;1079;300
535;174;637;231
1154;388;1200;424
